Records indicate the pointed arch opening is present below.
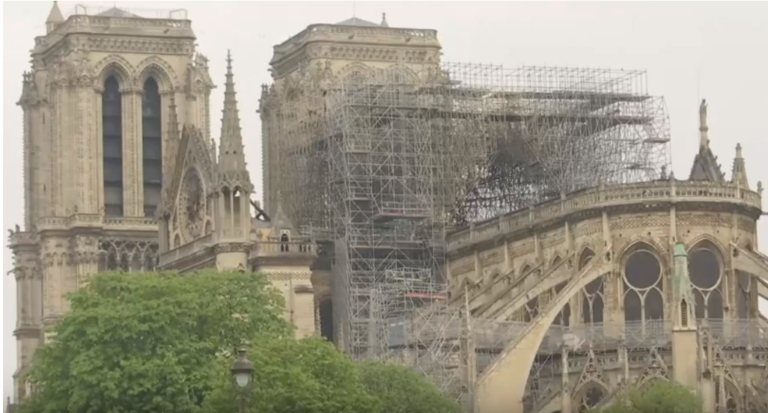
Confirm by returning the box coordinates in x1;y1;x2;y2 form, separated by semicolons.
102;76;124;217
319;298;334;342
688;240;725;324
622;243;665;332
579;248;604;324
142;77;163;218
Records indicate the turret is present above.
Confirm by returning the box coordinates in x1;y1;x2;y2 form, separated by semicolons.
45;1;64;34
731;143;750;189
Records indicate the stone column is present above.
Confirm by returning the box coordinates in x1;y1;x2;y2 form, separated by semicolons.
560;346;572;413
121;88;143;217
93;86;105;213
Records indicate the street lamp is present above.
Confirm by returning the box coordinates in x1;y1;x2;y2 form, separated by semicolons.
230;349;254;413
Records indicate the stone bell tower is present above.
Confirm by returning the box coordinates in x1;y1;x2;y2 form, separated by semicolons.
9;2;214;402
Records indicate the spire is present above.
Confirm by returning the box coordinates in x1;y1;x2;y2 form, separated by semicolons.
731;143;750;189
689;98;725;183
699;98;709;149
217;51;252;190
380;12;389;27
46;2;64;33
672;243;696;330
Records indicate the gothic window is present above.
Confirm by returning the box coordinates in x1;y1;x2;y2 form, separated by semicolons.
623;245;664;326
319;298;333;342
579;249;604;324
578;386;607;413
688;243;725;322
280;232;290;252
102;76;123;217
233;187;242;227
524;296;539;322
552;281;570;326
142;78;162;218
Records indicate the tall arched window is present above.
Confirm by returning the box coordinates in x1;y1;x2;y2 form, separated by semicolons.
103;76;123;217
688;243;725;321
319;298;334;342
579;249;604;324
142;78;162;217
623;245;664;327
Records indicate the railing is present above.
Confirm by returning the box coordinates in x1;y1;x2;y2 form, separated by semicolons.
35;215;157;232
275;24;438;53
158;233;213;267
70;4;189;20
253;241;315;257
448;180;763;251
389;319;767;354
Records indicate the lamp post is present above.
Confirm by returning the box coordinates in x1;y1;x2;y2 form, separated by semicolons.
230;349;254;413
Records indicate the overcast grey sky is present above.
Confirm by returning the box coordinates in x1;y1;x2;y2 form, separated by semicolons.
4;1;768;397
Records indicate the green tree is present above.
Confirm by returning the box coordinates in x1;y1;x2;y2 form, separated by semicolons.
20;270;292;413
588;380;703;413
202;337;380;413
358;360;464;413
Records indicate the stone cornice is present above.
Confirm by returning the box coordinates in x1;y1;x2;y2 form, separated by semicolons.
447;180;763;256
33;20;195;57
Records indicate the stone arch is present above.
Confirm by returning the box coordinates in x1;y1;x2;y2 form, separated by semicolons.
572;380;610;412
577;244;597;268
518;260;535;276
337;61;374;81
616;236;670;271
636;376;669;392
687;233;729;264
93;55;135;90
135;56;178;93
620;240;666;324
382;64;420;83
494;258;573;321
474;258;611;413
550;253;565;267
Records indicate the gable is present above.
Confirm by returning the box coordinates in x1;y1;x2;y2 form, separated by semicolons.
689;147;725;183
163;124;216;219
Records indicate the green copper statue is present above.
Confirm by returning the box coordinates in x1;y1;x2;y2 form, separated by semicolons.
673;243;696;313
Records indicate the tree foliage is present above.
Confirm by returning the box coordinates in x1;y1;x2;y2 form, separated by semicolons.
202;337;380;413
588;380;703;413
358;360;464;413
20;270;462;413
21;270;291;413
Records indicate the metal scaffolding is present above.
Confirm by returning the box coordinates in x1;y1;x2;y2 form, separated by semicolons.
262;60;671;363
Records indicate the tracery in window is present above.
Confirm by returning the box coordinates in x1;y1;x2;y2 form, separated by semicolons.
623;245;664;325
102;76;123;217
142;78;163;218
688;242;724;321
579;249;604;324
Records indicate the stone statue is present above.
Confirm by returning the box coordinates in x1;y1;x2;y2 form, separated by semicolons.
699;99;708;129
672;243;696;308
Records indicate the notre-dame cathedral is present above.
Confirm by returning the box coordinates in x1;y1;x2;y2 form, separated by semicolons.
9;3;321;402
9;3;768;413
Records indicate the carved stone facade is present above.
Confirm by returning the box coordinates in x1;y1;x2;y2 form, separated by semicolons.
451;107;767;413
8;4;316;404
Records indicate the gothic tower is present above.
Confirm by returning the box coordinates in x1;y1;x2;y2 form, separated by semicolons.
9;2;214;401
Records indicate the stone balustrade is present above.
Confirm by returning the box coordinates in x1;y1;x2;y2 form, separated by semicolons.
252;241;316;257
448;180;763;252
35;214;158;233
389;318;767;355
158;233;213;267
